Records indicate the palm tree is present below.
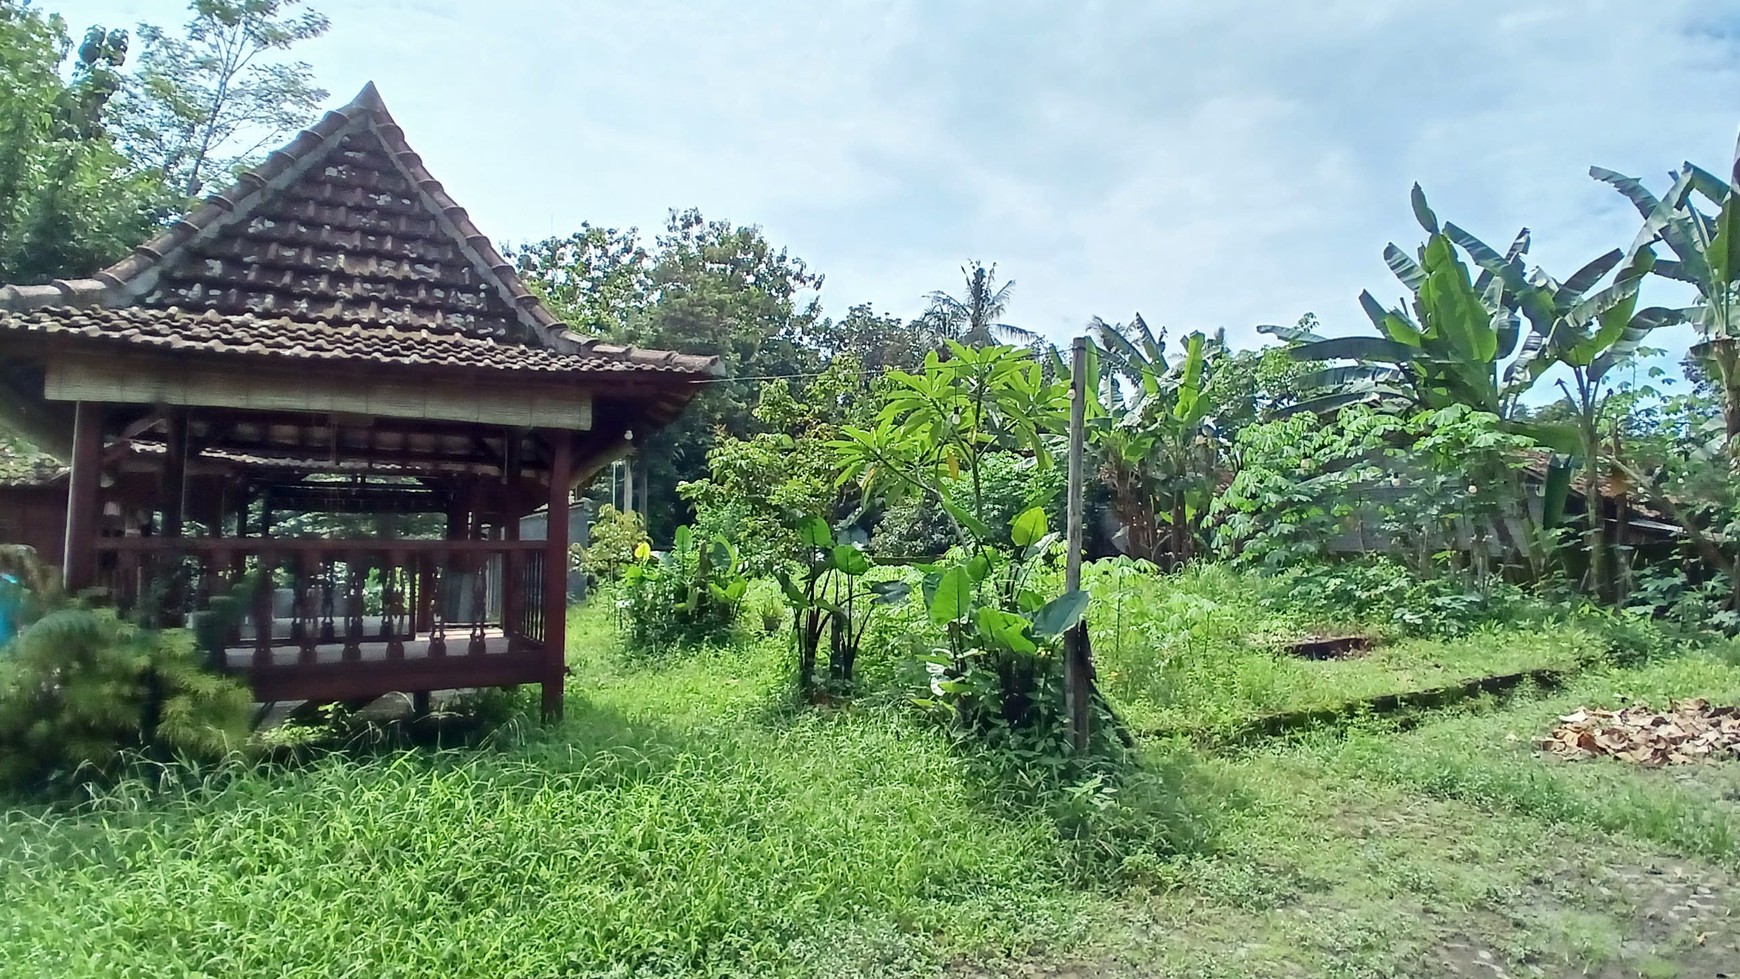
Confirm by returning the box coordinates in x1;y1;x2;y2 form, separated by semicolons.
919;261;1039;347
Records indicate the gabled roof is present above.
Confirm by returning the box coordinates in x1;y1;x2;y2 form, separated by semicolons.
0;83;719;378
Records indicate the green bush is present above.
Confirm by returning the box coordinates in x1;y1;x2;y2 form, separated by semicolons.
621;526;748;655
1265;557;1537;637
575;504;647;584
0;605;252;792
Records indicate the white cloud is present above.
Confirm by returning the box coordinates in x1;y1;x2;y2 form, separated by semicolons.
56;0;1740;358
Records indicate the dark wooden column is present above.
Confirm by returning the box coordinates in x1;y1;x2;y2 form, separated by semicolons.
61;401;103;592
161;411;187;540
541;430;572;720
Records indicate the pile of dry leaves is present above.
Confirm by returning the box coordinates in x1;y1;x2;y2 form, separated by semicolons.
1538;699;1740;766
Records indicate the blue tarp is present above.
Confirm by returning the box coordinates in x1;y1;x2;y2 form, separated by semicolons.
0;572;20;647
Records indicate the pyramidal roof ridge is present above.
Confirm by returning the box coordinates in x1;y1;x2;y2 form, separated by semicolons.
0;83;671;360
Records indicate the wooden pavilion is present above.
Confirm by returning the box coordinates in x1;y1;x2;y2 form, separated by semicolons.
0;84;720;717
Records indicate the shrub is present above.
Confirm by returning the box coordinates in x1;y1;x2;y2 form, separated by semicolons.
621;526;748;655
0;605;252;792
576;504;648;584
1264;557;1537;637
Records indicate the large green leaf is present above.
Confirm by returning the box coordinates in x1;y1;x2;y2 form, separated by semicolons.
1707;183;1740;293
1288;336;1420;364
1410;183;1440;234
1558;249;1624;303
928;566;971;624
1010;506;1047;547
830;544;871;576
1031;589;1090;638
1383;243;1427;293
796;515;832;549
1256;321;1327;344
1508;420;1582;455
1172;331;1208;425
974;606;1036;654
1295;364;1405;391
869;580;911;605
1590;166;1664;221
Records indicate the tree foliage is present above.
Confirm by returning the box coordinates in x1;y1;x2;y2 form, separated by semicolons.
118;0;329;197
0;1;170;283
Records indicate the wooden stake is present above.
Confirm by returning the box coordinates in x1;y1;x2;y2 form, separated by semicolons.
1064;337;1091;752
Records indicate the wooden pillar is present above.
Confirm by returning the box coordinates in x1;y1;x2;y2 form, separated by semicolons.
161;411;187;540
61;401;103;592
541;430;573;720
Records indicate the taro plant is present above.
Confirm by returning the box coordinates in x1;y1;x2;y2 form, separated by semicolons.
916;505;1090;737
620;525;748;654
777;515;910;699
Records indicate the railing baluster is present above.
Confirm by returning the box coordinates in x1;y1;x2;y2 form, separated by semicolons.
342;552;364;662
467;552;487;656
251;550;274;669
428;558;447;659
385;548;407;660
297;551;319;665
319;556;337;643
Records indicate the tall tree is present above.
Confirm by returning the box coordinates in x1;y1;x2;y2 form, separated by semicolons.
510;223;651;338
623;209;825;534
0;2;169;283
919;261;1038;347
120;0;329;197
798;301;928;375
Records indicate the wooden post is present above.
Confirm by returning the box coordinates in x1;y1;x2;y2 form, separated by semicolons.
541;430;573;720
161;411;187;540
62;401;103;593
1064;337;1092;752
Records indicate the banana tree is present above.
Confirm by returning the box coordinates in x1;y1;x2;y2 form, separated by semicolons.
1593;133;1740;443
1528;248;1684;599
1261;186;1587;577
1085;322;1217;569
1262;186;1559;427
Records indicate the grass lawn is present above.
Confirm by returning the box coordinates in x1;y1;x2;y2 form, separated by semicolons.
2;569;1737;978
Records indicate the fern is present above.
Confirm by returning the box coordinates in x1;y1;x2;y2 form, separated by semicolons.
0;604;251;793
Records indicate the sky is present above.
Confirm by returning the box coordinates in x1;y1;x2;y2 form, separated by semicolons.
52;0;1740;360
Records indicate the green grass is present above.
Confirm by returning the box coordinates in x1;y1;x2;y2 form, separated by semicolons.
1087;563;1603;736
2;566;1738;977
0;609;1108;979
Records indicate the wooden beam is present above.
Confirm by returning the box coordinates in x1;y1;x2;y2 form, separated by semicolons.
45;352;595;430
61;401;103;591
541;429;573;720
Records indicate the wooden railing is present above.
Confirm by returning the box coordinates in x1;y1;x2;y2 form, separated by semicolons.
92;538;548;671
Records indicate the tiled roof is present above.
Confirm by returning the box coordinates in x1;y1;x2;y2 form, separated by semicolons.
0;436;65;487
0;305;720;374
0;82;720;379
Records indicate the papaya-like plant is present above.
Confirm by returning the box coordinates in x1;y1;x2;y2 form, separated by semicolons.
832;344;1094;742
